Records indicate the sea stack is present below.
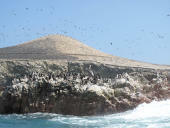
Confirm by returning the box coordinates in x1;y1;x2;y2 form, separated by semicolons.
0;35;169;116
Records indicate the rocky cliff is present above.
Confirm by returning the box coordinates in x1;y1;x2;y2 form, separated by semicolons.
0;35;170;116
0;60;169;115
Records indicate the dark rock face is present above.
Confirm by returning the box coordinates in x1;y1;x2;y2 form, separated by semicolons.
0;60;170;116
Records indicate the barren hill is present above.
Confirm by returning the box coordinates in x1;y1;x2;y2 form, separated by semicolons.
0;34;169;69
0;35;170;115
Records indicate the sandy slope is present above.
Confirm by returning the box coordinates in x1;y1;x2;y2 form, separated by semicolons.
0;34;170;69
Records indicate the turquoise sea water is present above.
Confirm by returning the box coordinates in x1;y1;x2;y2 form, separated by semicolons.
0;100;170;128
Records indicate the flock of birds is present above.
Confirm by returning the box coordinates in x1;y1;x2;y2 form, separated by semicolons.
0;6;169;55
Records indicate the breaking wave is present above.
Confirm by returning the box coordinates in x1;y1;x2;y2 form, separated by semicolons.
0;100;170;128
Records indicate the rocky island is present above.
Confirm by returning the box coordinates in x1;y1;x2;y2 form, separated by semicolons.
0;35;170;116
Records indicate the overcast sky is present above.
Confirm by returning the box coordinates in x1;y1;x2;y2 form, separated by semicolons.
0;0;170;65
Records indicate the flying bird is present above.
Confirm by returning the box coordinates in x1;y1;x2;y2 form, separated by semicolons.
157;34;164;39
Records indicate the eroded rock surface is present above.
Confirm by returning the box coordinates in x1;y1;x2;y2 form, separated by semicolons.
0;60;170;116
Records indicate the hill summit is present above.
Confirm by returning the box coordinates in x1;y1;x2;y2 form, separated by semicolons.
0;34;169;69
0;35;110;60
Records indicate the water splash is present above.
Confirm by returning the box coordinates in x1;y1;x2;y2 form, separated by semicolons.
122;100;170;120
0;100;170;128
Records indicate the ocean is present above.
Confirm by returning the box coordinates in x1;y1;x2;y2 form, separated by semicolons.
0;100;170;128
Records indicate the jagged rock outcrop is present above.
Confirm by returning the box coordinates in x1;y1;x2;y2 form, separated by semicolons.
0;35;170;115
0;60;169;115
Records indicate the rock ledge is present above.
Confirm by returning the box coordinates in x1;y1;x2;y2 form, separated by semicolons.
0;60;169;116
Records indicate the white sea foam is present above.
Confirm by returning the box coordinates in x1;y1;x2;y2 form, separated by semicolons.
48;100;170;128
122;100;170;120
1;100;170;128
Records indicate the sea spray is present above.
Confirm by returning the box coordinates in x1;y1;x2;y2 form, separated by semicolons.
0;100;170;128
